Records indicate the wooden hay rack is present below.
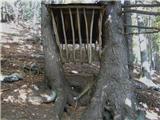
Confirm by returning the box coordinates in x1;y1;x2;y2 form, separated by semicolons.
46;4;105;63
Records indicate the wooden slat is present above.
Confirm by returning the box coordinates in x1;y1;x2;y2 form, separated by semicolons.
77;8;82;63
69;8;76;62
51;11;64;62
60;9;69;61
98;10;103;58
83;8;89;62
47;5;104;9
89;9;95;64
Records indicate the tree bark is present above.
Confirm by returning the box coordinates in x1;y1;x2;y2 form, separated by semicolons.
81;1;137;120
41;3;67;120
136;1;152;80
124;0;134;79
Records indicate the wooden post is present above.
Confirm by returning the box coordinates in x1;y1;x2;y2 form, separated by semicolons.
60;9;69;61
89;9;95;64
83;8;89;62
69;8;76;62
77;8;83;63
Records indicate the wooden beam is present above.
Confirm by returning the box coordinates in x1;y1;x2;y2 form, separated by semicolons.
83;8;89;62
77;8;83;63
89;9;95;64
125;31;159;35
69;8;76;62
123;9;160;16
124;24;160;31
122;3;160;8
60;9;69;61
47;4;104;9
51;11;64;62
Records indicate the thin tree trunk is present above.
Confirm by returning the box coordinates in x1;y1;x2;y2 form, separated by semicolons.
124;0;134;79
41;3;67;120
81;2;137;120
136;0;151;80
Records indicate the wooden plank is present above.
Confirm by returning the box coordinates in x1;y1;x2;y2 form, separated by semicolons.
89;9;95;64
69;8;76;62
60;9;69;61
47;4;104;9
83;8;89;63
77;8;82;63
98;10;103;58
51;10;64;62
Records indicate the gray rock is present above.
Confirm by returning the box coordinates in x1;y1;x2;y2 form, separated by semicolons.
2;73;23;82
28;96;43;105
41;91;57;103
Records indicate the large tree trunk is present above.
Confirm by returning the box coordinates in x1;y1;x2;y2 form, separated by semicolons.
81;2;137;120
41;3;67;119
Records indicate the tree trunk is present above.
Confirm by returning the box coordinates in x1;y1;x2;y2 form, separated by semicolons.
81;2;137;120
41;3;67;119
124;0;134;79
136;0;151;80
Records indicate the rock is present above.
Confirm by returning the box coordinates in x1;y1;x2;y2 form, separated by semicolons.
28;96;43;105
2;73;23;82
40;91;57;103
28;91;56;105
0;75;6;82
31;63;40;75
23;63;42;75
23;64;30;72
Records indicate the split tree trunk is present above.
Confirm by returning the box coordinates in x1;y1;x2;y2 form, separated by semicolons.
41;3;67;120
81;2;137;120
42;1;138;120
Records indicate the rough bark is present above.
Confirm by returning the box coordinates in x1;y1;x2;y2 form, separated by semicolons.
41;3;67;119
81;1;137;120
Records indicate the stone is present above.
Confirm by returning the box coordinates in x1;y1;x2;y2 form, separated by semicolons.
2;73;23;82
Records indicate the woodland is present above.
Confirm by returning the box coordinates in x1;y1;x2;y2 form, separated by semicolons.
1;0;160;120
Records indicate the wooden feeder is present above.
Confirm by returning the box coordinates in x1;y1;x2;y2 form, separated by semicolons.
46;3;105;63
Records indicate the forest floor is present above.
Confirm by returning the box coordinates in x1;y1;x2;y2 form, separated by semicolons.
1;22;160;120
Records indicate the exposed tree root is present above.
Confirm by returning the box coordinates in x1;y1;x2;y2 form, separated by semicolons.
53;89;67;120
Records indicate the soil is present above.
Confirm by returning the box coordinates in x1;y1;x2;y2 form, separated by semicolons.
1;22;160;120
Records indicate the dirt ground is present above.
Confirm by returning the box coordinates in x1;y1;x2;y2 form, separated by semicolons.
1;22;160;120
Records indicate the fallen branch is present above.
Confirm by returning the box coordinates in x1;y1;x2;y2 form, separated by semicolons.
0;88;10;92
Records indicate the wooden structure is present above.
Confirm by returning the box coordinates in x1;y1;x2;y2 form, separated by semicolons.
46;4;105;63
